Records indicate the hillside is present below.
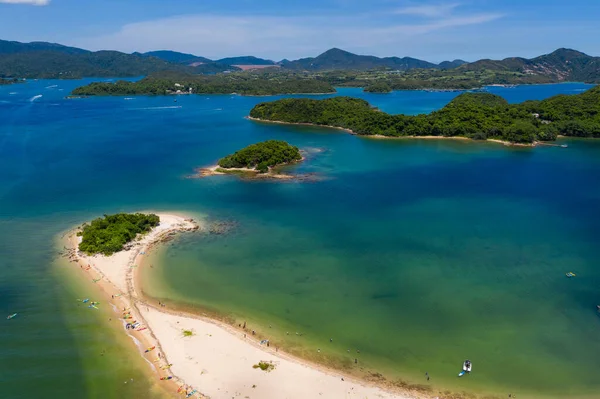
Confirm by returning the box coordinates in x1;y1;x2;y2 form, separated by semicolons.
439;59;467;69
0;40;88;55
249;86;600;143
459;48;600;83
142;50;212;65
0;39;193;79
71;71;335;96
216;56;275;65
141;51;239;73
281;48;438;71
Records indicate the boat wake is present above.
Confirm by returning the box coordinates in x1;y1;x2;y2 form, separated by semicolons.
29;94;43;102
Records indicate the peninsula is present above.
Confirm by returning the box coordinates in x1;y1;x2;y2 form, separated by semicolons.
249;86;600;144
62;213;418;399
70;72;335;96
197;140;303;179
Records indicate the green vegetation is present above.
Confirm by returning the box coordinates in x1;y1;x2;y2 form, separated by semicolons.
0;50;195;80
218;140;302;173
364;82;392;93
249;86;600;143
71;71;335;96
182;329;195;337
0;78;20;85
77;213;160;255
252;361;275;372
318;68;553;90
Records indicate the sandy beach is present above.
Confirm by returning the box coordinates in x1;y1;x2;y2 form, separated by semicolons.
248;116;544;146
63;213;422;399
193;165;295;180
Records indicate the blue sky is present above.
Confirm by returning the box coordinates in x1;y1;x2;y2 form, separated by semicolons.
0;0;599;62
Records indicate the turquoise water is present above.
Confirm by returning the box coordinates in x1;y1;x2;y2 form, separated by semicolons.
1;81;599;398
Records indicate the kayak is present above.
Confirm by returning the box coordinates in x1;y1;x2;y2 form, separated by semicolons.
458;371;466;377
186;389;197;398
7;313;17;320
145;346;156;353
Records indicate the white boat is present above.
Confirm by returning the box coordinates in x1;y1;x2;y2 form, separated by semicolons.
458;360;472;377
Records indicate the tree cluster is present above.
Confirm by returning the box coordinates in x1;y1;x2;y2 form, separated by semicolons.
218;140;302;173
71;72;335;96
77;213;160;255
249;86;600;143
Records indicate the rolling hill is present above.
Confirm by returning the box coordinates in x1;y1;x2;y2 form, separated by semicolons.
142;50;211;65
281;48;438;71
458;48;600;82
215;56;275;65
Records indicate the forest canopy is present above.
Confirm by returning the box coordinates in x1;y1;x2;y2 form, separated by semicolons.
218;140;302;173
249;86;600;143
71;72;335;96
77;213;160;255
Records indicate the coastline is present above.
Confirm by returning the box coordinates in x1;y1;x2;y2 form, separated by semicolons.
67;91;336;99
62;213;421;399
193;165;296;180
247;116;537;147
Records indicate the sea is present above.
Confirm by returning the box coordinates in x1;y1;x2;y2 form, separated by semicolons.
1;80;599;399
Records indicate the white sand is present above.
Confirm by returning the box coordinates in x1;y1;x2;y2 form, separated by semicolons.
70;213;417;399
142;307;416;399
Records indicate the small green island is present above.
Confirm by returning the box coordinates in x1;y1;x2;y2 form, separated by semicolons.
77;213;160;255
249;86;600;144
197;140;303;179
70;72;336;96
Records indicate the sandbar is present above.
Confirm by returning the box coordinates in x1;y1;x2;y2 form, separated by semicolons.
62;213;422;399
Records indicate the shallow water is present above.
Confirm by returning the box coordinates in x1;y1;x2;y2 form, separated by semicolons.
1;80;599;398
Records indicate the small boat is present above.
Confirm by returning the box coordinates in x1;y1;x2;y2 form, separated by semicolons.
458;360;472;377
145;346;156;353
186;389;197;398
7;313;17;320
566;272;576;278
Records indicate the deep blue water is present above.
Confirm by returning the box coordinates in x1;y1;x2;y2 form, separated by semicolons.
1;80;599;398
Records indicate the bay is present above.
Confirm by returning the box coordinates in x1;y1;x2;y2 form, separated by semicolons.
1;80;599;398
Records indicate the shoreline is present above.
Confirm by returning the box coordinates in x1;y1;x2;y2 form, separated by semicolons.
193;165;296;180
62;213;422;399
67;91;336;99
247;116;540;147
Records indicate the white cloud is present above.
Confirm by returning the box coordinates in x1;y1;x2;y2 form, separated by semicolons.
0;0;50;5
69;10;503;61
393;3;461;17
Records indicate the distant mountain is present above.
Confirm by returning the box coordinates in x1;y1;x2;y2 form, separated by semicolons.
142;50;212;65
2;39;599;83
281;48;438;71
215;56;275;65
458;48;600;82
141;50;239;73
0;40;88;55
438;59;467;69
0;40;192;79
